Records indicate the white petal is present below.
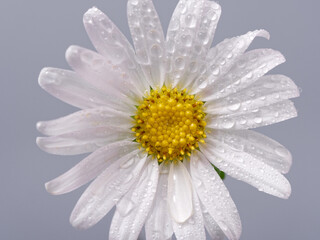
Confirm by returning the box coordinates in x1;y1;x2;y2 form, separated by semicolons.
145;164;173;240
193;29;270;92
198;49;285;101
83;7;148;92
200;202;225;240
65;45;142;101
36;126;131;155
190;152;241;240
165;0;221;88
109;159;159;240
172;185;206;240
70;152;147;229
205;75;299;115
207;100;297;130
127;0;166;88
201;138;292;199
38;68;131;111
37;107;132;136
206;129;293;174
45;141;139;195
167;161;193;223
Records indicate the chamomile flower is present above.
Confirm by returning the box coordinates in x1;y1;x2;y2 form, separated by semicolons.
37;0;299;239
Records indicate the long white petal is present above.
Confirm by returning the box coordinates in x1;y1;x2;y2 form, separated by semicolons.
167;161;193;223
65;45;142;101
206;129;293;173
83;7;148;92
145;164;173;240
193;29;270;92
201;139;292;199
198;49;286;101
45;141;139;195
70;152;147;229
166;0;221;88
38;68;131;111
200;202;225;240
109;158;159;240
127;0;166;88
172;185;206;240
205;75;299;115
37;107;132;136
207;100;297;130
36;126;131;155
190;152;241;240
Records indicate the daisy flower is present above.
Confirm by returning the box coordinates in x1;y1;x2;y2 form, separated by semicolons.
37;0;299;239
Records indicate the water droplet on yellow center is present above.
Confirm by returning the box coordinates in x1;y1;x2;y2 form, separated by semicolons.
132;86;207;163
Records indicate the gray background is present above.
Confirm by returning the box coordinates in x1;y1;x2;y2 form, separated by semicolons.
1;0;319;239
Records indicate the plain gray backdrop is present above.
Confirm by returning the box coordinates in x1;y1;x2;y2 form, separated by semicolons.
1;0;319;239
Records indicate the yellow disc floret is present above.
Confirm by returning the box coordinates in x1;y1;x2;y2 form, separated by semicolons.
132;86;207;164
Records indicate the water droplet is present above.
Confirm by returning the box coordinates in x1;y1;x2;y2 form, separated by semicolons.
207;9;217;21
253;117;262;124
211;66;220;76
150;44;163;58
185;14;196;28
222;119;235;129
227;99;241;112
174;57;185;70
275;146;290;158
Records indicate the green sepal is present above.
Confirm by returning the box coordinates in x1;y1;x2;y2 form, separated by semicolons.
212;164;226;180
132;139;137;142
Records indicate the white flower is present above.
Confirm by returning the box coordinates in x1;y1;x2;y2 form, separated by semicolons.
37;0;299;239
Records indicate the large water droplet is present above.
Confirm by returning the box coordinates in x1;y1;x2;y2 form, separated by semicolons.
275;146;290;158
185;14;196;28
175;57;185;70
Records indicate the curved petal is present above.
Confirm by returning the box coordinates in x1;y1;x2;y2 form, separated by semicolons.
206;129;293;174
83;7;148;92
38;68;131;111
37;107;132;136
66;45;142;101
172;184;206;240
201;138;292;199
207;100;297;130
190;152;241;240
205;75;299;115
167;161;193;223
145;164;173;240
109;158;159;240
200;202;225;240
165;0;221;88
192;29;270;92
127;0;166;88
70;152;147;229
36;126;131;155
198;49;286;101
45;141;139;195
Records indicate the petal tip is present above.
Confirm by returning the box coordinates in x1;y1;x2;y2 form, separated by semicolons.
258;29;270;40
45;181;57;195
38;67;51;88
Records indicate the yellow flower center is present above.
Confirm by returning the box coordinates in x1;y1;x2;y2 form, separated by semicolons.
132;86;207;164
